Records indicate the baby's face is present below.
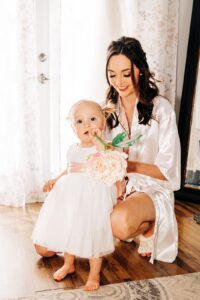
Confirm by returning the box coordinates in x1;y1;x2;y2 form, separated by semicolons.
71;103;105;146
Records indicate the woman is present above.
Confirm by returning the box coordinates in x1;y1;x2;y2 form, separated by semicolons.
105;36;180;263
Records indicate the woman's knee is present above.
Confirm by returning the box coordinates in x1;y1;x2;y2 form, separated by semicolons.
34;244;55;257
111;209;134;240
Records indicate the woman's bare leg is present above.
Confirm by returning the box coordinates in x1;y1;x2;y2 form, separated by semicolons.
84;257;103;291
111;192;156;256
34;244;56;257
53;252;75;281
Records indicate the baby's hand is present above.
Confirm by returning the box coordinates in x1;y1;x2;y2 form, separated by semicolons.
89;128;106;151
90;128;102;139
43;179;57;192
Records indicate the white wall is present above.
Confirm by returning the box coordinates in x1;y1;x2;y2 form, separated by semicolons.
175;0;193;118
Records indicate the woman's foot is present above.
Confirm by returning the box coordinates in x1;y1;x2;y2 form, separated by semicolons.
138;221;155;257
138;234;154;257
53;264;75;281
84;274;100;291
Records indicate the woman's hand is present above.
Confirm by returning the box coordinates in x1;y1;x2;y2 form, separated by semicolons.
116;178;127;201
126;160;167;180
43;178;57;192
67;162;88;173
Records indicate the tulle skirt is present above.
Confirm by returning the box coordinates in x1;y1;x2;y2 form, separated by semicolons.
32;173;116;258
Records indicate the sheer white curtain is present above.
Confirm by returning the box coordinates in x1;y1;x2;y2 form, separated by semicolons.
0;1;44;206
0;0;179;206
60;0;138;165
59;0;179;164
137;0;179;104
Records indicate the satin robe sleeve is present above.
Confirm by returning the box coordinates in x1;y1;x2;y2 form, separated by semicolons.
154;100;181;191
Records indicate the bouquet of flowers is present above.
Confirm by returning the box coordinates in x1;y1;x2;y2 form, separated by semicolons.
87;150;128;186
87;132;142;186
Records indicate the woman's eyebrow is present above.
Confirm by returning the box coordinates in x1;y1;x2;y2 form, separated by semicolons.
107;68;131;72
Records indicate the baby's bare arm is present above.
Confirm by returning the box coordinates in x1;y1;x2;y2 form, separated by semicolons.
43;169;67;192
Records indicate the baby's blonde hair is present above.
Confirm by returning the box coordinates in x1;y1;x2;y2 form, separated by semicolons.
68;100;103;120
68;99;116;121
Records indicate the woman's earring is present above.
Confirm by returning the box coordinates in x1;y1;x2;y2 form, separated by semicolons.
140;73;143;76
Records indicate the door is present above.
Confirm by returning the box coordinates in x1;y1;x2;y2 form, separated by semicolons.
36;0;61;177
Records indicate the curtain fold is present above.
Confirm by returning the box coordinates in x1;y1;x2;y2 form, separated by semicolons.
0;0;44;206
137;0;179;106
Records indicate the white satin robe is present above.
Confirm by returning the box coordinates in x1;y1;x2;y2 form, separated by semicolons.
105;96;181;263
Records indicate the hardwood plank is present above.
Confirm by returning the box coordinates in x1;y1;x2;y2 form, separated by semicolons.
0;199;200;298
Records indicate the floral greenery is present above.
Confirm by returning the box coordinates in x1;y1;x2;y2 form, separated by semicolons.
87;132;142;185
94;131;142;150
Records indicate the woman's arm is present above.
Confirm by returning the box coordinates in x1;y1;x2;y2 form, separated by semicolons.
127;160;167;181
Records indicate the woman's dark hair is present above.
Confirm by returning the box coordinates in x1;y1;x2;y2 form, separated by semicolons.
105;36;159;129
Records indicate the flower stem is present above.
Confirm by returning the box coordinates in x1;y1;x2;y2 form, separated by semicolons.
94;134;109;150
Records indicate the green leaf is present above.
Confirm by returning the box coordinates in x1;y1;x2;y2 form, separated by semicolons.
116;134;142;148
111;131;128;146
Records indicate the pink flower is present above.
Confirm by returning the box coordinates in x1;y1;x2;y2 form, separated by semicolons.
87;150;127;186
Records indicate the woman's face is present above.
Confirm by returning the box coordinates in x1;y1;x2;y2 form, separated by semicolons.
107;54;140;98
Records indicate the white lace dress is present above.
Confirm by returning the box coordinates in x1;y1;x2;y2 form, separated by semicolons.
32;144;116;258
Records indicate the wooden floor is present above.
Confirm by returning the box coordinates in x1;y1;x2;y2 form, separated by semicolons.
0;199;200;299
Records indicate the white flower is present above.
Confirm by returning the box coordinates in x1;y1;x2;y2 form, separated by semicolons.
87;150;127;186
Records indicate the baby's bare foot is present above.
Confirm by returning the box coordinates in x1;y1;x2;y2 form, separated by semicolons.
84;275;100;291
53;264;75;281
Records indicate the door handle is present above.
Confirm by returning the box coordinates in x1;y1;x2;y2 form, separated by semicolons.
38;73;50;84
38;53;47;62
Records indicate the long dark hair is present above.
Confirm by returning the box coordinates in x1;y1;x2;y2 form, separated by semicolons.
106;36;159;129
